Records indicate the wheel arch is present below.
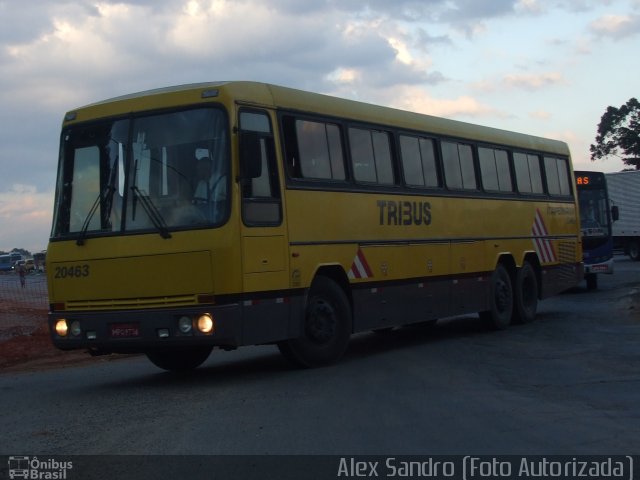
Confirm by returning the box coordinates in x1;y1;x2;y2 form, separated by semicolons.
311;264;353;320
495;253;517;283
279;264;353;367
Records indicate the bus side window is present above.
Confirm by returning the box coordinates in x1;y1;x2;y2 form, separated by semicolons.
528;154;544;193
239;110;282;226
297;120;345;180
544;156;571;196
479;147;513;192
282;115;346;181
557;159;570;196
400;135;439;188
514;152;544;194
348;127;395;185
442;141;476;190
544;156;561;195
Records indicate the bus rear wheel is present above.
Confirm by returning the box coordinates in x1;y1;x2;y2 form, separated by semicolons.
479;263;513;330
278;276;352;368
628;239;640;261
146;346;213;371
585;273;598;290
514;261;538;323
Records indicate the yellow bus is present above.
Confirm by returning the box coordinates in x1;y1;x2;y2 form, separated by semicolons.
47;81;583;371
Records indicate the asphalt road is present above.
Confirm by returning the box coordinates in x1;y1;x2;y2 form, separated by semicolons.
1;257;639;456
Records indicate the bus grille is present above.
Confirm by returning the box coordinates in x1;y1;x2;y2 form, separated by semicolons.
557;240;577;280
64;294;199;311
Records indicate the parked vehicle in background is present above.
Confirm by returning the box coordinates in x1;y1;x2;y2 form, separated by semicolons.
606;170;640;261
12;260;26;271
0;254;11;272
574;171;618;289
33;251;47;272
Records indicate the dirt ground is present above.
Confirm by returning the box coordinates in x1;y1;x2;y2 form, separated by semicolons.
0;274;128;373
0;299;106;372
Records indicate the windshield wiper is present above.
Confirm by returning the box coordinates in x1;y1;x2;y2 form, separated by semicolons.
76;185;115;246
130;186;172;239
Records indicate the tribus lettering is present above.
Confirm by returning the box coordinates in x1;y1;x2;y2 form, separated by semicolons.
377;200;431;226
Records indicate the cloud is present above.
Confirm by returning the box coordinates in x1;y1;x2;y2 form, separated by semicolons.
413;28;452;49
3;0;436;94
529;110;551;120
1;0;638;251
440;0;516;22
590;13;640;39
557;0;617;13
514;0;544;14
0;185;53;252
543;128;603;173
390;86;504;119
472;72;566;93
503;72;566;90
0;0;448;192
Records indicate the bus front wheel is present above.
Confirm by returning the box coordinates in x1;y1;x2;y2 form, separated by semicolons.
278;276;352;368
146;346;213;371
479;263;513;330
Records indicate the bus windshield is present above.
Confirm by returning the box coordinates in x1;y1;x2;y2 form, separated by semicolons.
578;186;610;237
51;107;229;240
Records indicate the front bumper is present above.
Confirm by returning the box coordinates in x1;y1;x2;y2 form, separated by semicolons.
584;258;614;275
48;303;241;354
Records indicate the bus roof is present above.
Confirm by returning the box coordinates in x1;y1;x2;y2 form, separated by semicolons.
64;81;570;156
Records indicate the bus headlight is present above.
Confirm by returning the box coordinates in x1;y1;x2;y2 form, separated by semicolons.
70;320;82;337
178;316;193;334
55;319;68;337
197;314;214;334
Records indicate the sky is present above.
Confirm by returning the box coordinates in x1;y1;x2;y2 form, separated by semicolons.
0;0;639;253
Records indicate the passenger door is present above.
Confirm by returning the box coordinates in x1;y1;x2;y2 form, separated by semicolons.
237;108;289;341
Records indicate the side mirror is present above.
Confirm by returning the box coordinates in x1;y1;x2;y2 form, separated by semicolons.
239;132;263;179
611;205;619;222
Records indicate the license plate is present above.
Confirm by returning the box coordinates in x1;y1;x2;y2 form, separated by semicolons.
110;323;140;338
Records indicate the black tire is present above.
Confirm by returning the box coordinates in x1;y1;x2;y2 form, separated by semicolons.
479;263;514;330
513;262;538;323
585;273;598;290
146;346;212;372
404;319;438;330
278;276;352;368
629;239;640;261
372;326;396;334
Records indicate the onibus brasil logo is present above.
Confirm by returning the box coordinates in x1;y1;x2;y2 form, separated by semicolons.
8;456;73;479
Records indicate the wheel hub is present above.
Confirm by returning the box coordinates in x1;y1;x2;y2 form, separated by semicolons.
306;300;336;344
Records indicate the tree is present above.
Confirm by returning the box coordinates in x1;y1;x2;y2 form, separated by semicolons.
590;98;640;170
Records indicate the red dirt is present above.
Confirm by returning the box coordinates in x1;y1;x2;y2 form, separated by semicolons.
0;299;122;373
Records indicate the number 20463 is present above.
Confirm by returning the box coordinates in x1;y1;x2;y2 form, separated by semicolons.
54;264;90;279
